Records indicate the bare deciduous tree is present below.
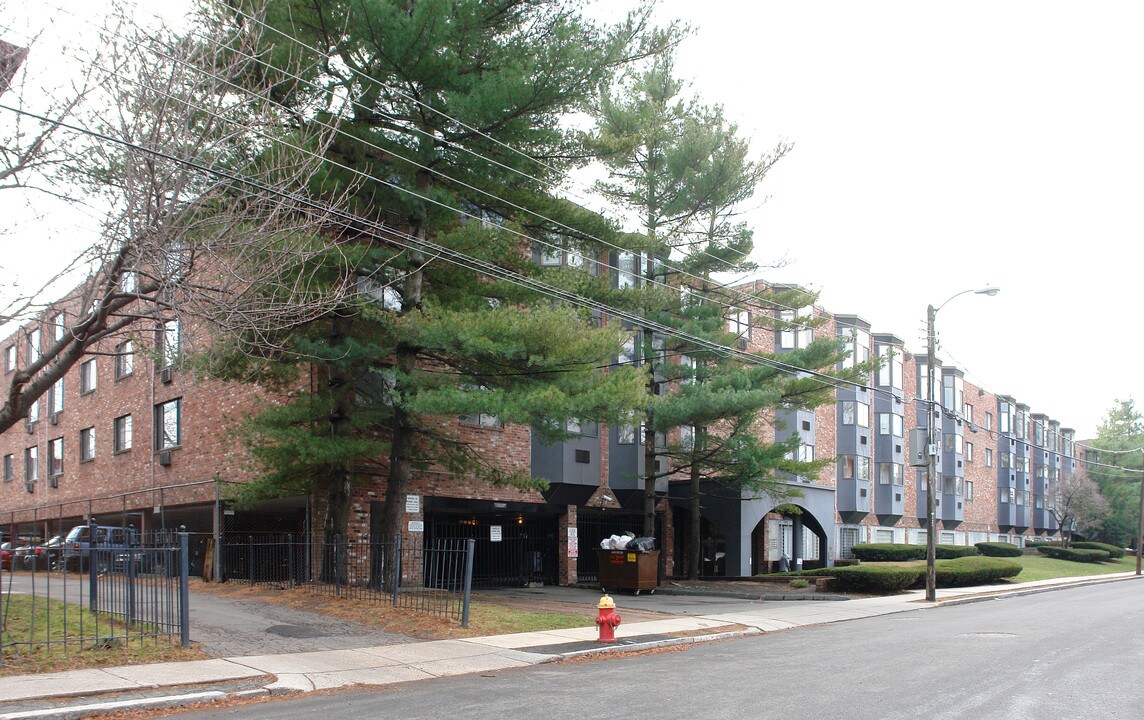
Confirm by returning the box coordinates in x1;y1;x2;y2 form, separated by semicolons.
0;2;365;433
1051;473;1111;547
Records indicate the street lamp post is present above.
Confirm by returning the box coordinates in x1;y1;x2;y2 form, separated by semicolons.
925;287;998;602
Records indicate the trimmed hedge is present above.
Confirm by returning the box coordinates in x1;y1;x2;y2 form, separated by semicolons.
934;556;1022;586
975;541;1023;557
1037;546;1110;563
851;543;925;562
822;565;923;593
936;544;978;559
1070;541;1125;559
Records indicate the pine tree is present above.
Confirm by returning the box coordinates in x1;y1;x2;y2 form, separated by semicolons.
589;54;860;575
213;0;669;546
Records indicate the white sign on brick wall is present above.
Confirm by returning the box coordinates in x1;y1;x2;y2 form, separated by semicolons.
408;520;424;533
405;494;420;514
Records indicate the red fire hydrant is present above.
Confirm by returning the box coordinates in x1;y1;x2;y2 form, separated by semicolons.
595;594;621;643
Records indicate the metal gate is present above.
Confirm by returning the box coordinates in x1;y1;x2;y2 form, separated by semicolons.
425;512;558;588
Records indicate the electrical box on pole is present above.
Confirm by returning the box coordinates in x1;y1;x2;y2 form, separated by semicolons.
908;428;930;467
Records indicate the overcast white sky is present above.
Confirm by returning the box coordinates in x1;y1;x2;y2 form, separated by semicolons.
2;1;1140;438
643;0;1144;439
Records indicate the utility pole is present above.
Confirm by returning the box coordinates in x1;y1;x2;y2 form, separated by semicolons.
925;303;937;602
1137;448;1143;576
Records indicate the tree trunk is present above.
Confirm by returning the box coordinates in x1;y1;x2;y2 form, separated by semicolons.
321;311;355;582
688;462;701;580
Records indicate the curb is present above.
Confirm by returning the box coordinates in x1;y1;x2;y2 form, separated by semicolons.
933;572;1140;608
550;628;763;660
0;691;228;720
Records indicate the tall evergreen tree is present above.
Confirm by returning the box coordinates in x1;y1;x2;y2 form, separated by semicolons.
212;0;668;545
589;55;860;573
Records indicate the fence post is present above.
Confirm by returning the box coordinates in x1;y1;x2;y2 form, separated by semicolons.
179;527;190;649
248;535;254;587
288;535;295;588
391;533;401;608
88;518;98;613
126;543;136;626
334;534;342;598
461;538;475;629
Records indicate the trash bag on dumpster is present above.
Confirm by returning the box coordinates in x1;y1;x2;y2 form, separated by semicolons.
627;536;655;552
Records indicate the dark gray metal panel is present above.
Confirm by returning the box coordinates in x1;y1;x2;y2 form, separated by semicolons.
608;427;641;490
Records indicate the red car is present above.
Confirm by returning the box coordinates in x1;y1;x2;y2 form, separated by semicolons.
1;542;12;571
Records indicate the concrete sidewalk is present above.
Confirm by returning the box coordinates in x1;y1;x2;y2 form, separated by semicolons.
0;573;1137;720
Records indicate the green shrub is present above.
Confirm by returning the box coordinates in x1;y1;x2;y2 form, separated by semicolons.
936;544;978;559
1037;546;1109;563
823;565;923;593
1070;541;1125;559
975;541;1023;557
934;556;1022;586
1026;540;1062;548
851;543;925;562
832;558;860;567
789;579;810;589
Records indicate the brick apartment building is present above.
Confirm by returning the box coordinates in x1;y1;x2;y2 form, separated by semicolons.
0;263;1078;586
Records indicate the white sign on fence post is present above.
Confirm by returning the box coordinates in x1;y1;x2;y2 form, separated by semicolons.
490;525;502;542
567;527;578;558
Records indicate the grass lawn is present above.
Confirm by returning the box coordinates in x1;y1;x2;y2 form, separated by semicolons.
1002;554;1137;582
0;593;205;676
871;554;1137;583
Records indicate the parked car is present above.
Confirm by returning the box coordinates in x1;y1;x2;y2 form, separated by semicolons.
61;525;141;574
1;542;12;572
22;535;65;571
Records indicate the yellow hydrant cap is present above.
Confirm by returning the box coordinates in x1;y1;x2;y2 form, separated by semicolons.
597;594;615;609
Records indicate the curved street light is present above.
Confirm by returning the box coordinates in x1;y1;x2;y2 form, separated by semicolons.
925;287;999;601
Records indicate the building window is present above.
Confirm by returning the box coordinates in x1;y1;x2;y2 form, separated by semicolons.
840;455;870;480
877;463;903;486
984;411;993;431
80;358;97;394
877;413;903;437
985;447;994;467
115;340;134;379
50;312;65;343
27;398;39;424
963;403;973;424
841;328;870;370
680;425;694;451
727;308;749;343
113;414;133;453
161;319;181;367
942;374;963;413
966;481;974;501
49;377;64;415
965;442;974;462
841;401;870;428
566;418;598;437
875;345;902;389
617;424;637;445
155;398;182;450
25;446;38;484
47;437;63;478
778;309;813;349
617;251;642;289
4;345;14;372
2;454;11;482
26;328;40;364
80;427;96;462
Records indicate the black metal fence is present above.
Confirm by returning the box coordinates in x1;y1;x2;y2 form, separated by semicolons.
0;528;190;663
218;534;475;626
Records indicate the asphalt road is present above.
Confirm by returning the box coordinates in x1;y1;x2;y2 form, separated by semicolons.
161;580;1144;720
